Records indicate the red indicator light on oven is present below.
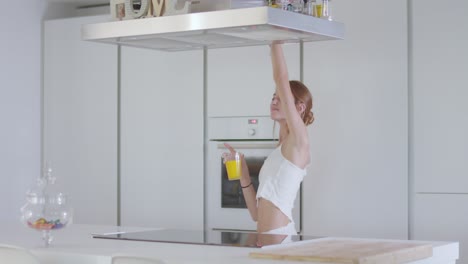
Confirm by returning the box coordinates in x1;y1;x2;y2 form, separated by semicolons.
248;119;258;124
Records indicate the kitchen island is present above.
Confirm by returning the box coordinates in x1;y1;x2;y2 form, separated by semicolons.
0;223;459;264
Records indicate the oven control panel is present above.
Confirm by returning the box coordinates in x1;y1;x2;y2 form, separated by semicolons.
208;116;276;140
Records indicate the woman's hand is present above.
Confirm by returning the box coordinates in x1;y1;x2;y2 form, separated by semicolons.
269;40;284;48
221;143;241;163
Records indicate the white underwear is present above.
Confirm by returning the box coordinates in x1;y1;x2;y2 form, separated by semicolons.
262;221;297;235
261;222;297;244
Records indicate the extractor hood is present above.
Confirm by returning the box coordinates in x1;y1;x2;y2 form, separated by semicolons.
81;6;344;51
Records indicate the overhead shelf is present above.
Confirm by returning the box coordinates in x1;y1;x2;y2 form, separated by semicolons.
81;6;345;51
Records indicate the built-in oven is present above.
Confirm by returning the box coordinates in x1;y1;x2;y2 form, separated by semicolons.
205;116;301;232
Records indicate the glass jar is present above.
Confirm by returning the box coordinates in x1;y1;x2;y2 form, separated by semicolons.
279;0;290;10
292;0;304;13
265;0;278;7
313;0;322;18
321;0;332;20
20;165;73;247
304;0;315;15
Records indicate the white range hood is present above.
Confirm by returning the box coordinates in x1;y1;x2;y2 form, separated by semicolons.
81;6;345;51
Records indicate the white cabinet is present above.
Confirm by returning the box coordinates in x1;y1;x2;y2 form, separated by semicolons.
412;0;468;193
43;15;204;228
43;15;118;225
301;0;408;239
411;2;468;263
207;45;300;117
120;47;204;230
413;194;468;264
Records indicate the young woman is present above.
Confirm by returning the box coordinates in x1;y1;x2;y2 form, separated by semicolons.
224;43;314;239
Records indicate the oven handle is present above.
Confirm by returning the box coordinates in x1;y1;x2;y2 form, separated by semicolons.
216;142;278;150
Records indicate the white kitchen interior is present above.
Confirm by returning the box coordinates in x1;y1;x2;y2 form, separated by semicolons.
0;0;466;263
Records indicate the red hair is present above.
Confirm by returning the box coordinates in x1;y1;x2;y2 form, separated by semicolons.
289;80;314;125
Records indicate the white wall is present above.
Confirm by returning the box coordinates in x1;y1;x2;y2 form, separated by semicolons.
120;47;204;230
0;1;75;223
302;0;408;239
43;15;118;225
411;0;468;194
0;1;47;223
1;3;467;259
410;0;468;263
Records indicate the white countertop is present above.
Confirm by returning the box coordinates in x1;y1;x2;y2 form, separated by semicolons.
0;222;459;264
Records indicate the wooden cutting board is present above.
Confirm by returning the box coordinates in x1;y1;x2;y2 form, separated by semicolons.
249;238;433;264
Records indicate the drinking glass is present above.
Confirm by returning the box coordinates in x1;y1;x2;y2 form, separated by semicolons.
225;152;242;181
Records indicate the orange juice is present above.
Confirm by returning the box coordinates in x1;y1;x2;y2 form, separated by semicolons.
226;160;241;181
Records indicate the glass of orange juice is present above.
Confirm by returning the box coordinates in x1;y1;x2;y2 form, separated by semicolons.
225;152;242;181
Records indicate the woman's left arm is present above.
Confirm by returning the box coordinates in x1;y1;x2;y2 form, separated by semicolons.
270;43;308;146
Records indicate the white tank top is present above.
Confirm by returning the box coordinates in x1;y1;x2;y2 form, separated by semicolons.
256;145;307;222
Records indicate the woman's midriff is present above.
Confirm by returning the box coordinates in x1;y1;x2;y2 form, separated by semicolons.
256;198;290;233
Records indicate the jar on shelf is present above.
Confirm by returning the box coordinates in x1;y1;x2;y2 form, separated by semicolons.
279;0;290;10
291;0;304;13
303;0;315;15
313;0;322;18
265;0;278;7
321;0;333;20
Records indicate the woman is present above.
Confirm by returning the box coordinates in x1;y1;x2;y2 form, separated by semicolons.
224;43;314;240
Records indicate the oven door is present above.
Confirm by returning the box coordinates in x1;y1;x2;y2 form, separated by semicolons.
206;141;301;232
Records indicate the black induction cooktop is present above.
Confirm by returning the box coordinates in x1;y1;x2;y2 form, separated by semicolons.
92;229;320;248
